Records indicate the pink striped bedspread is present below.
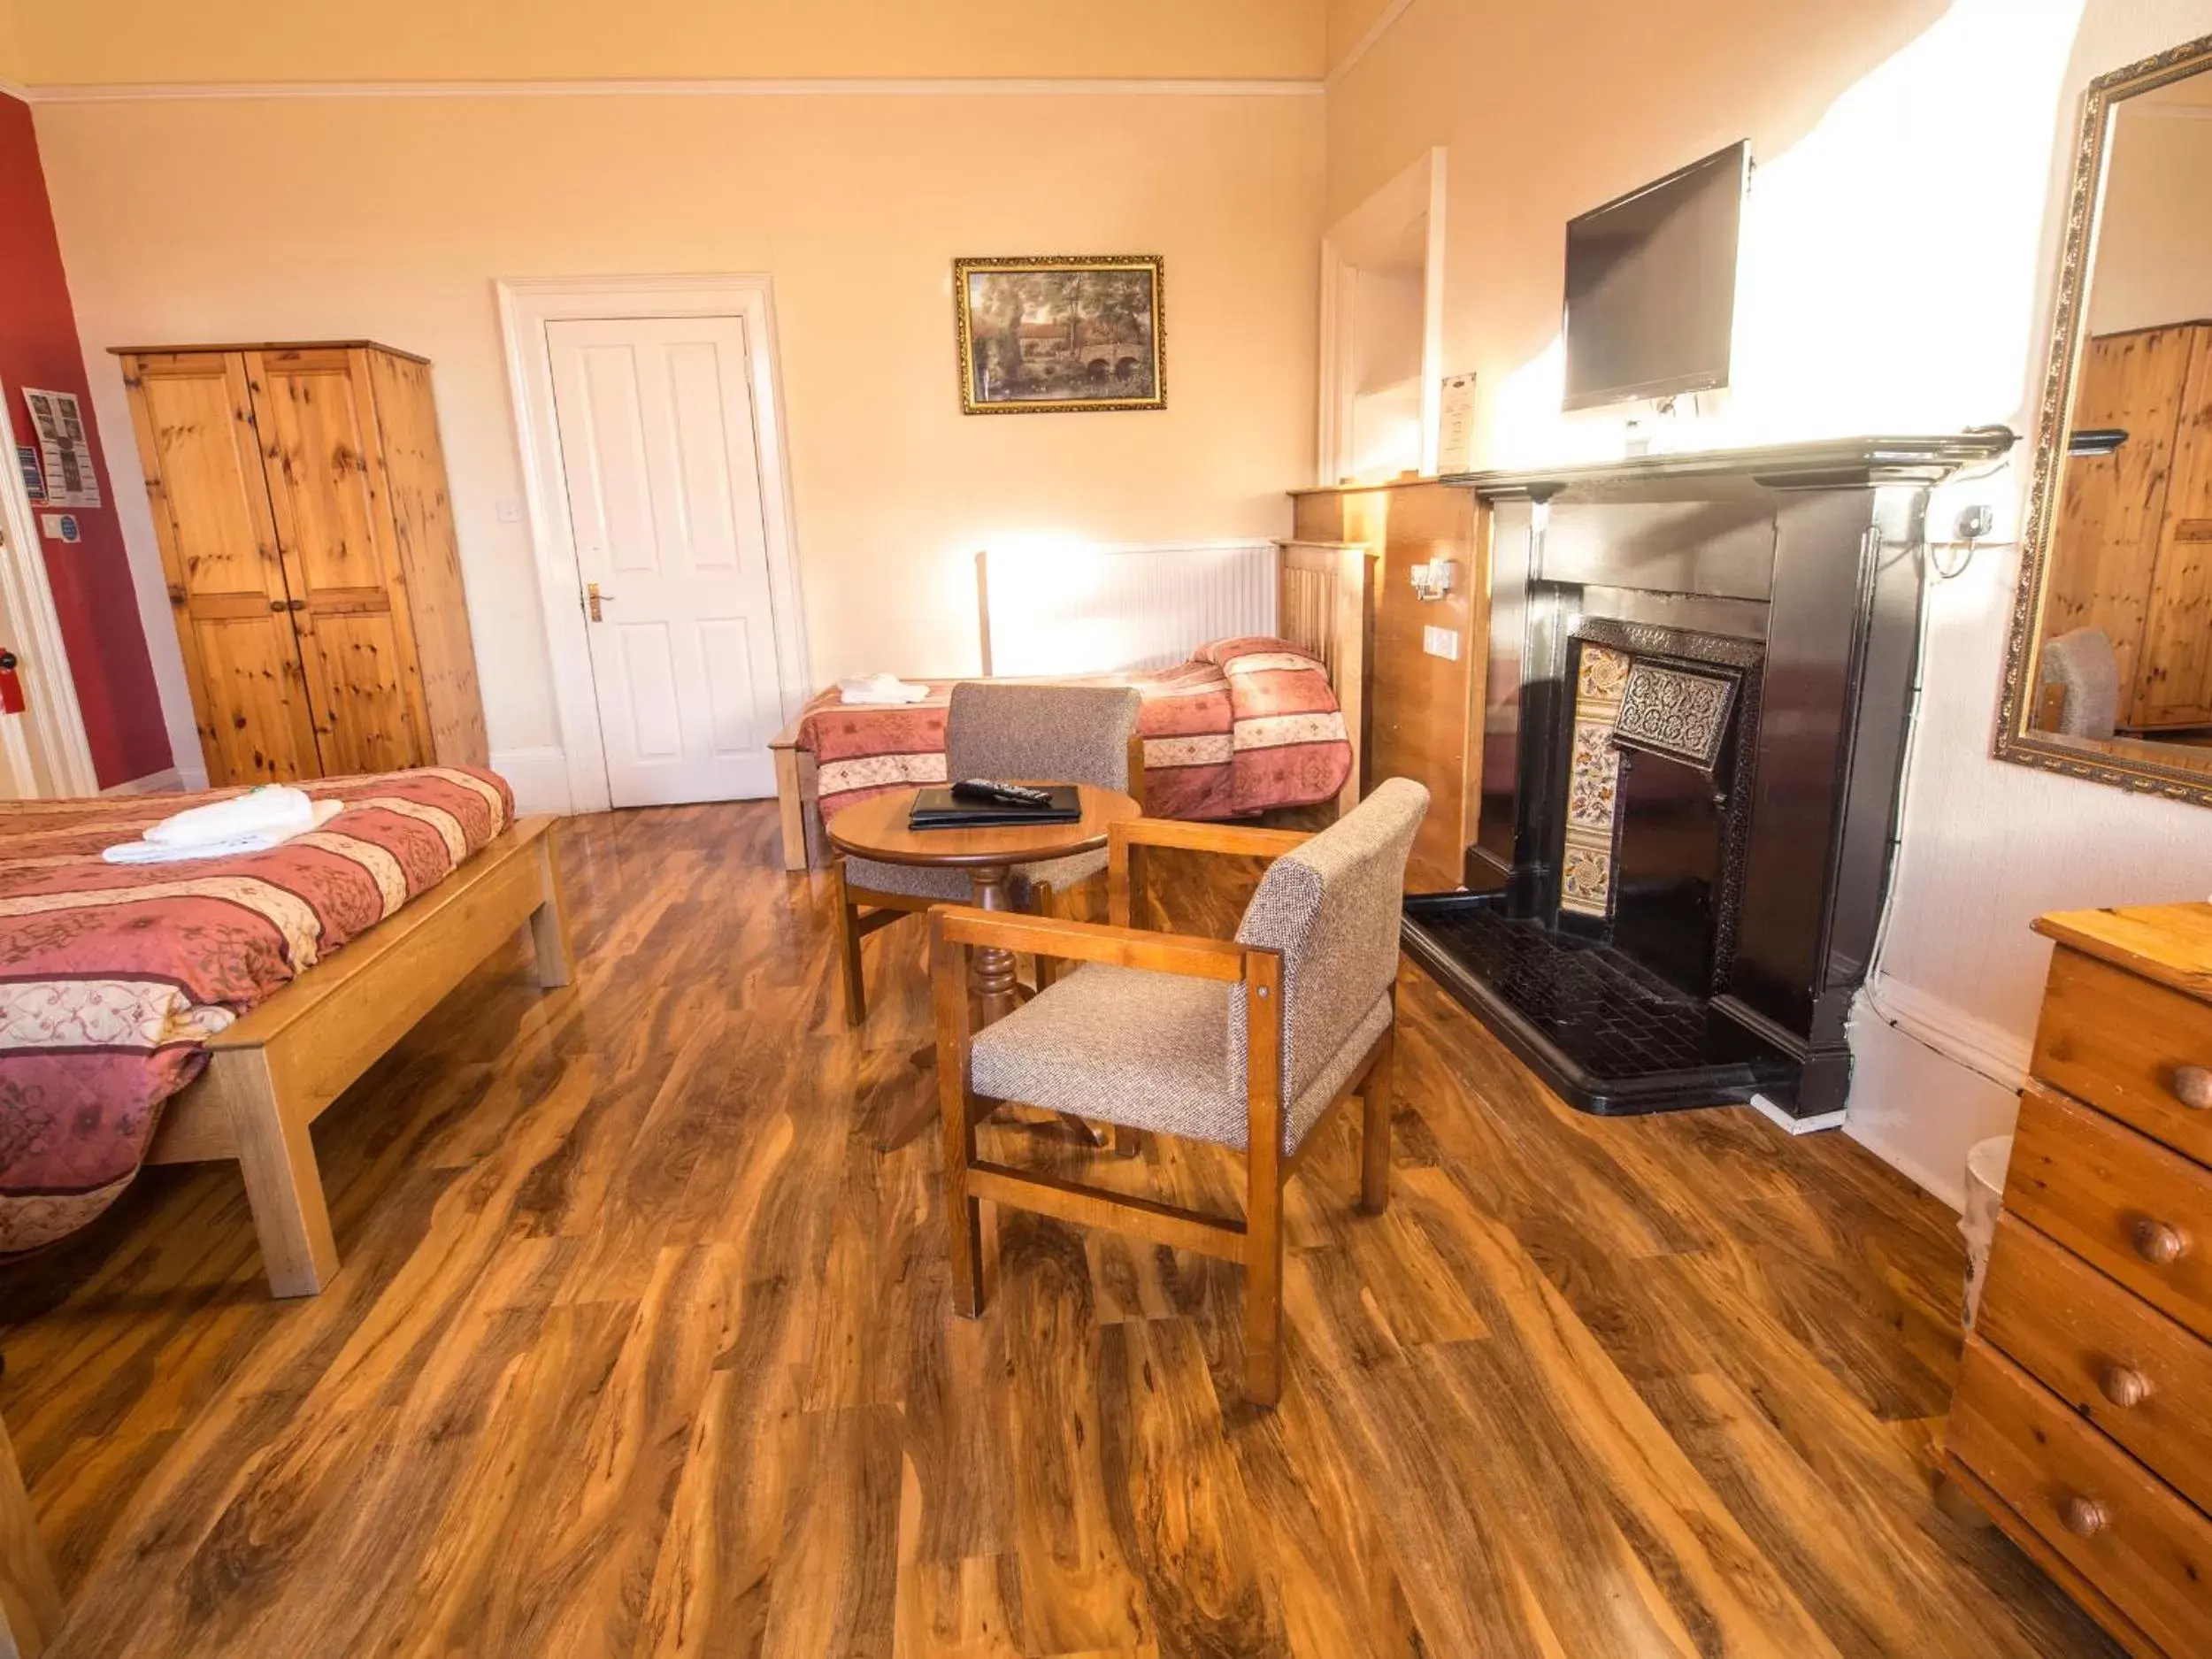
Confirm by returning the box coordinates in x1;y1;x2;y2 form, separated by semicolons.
795;636;1351;824
0;767;513;1255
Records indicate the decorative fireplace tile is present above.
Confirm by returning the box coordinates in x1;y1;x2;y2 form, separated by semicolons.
1561;842;1614;913
1578;644;1632;703
1566;719;1620;830
1561;643;1631;918
1614;661;1737;772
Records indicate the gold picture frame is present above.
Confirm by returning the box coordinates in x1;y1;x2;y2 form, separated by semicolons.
1993;30;2212;808
954;255;1165;415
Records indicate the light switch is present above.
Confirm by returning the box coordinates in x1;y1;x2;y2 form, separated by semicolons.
495;497;526;524
1423;625;1460;661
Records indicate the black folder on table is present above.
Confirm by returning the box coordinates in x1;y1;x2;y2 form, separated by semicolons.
907;783;1080;830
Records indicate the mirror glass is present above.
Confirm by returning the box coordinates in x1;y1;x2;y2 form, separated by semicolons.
2021;53;2212;788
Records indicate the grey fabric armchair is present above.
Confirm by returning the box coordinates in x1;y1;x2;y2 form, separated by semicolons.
928;776;1428;1406
833;681;1143;1025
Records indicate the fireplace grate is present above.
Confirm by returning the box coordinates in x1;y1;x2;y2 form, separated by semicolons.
1400;895;1800;1113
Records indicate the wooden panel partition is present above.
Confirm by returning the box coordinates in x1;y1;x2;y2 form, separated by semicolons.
1291;480;1488;892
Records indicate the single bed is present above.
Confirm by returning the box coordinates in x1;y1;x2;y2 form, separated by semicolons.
0;769;568;1297
771;539;1378;870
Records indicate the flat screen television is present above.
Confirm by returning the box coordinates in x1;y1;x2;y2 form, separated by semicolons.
1562;141;1748;411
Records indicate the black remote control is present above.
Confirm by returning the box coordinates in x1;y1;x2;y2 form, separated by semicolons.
950;779;1055;808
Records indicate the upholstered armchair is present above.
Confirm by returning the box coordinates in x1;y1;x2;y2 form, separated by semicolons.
832;681;1143;1025
926;777;1428;1406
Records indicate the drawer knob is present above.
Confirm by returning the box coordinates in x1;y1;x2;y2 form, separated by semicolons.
2059;1493;2109;1537
2098;1363;2150;1409
2131;1218;2188;1266
2175;1065;2212;1111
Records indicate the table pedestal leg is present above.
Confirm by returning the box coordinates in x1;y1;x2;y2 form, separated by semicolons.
966;865;1024;1028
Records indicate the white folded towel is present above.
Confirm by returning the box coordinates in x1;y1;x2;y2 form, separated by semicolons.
104;800;342;865
838;673;931;706
145;784;319;848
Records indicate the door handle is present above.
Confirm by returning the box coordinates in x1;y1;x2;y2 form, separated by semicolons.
586;582;614;623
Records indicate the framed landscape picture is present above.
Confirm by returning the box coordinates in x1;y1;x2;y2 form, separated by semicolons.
954;255;1164;414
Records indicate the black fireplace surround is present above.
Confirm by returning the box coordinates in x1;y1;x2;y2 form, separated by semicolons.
1400;433;2015;1122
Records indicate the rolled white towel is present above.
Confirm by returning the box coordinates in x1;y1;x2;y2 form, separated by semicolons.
837;673;930;706
145;784;319;848
105;800;342;865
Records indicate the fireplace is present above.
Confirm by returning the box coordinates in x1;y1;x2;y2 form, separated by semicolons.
1402;434;2014;1124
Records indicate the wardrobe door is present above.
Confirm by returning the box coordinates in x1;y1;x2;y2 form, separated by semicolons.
2132;326;2212;728
244;347;428;774
119;350;322;785
2045;325;2190;725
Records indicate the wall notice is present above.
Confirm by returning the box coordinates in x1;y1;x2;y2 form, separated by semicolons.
20;389;100;509
1438;373;1478;476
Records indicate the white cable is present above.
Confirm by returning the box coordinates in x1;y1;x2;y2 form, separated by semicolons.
1857;537;2023;1095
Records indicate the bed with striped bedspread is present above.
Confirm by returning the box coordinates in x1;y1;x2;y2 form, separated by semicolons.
794;636;1352;825
0;766;512;1254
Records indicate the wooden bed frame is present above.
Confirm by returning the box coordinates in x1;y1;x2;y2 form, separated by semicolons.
142;815;571;1299
769;539;1379;872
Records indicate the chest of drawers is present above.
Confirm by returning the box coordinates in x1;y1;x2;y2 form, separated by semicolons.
1942;902;2212;1656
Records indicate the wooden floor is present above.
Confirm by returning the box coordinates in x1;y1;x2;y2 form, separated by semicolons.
0;803;2112;1657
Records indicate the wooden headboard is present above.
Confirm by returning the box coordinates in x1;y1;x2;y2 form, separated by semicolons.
1276;539;1377;816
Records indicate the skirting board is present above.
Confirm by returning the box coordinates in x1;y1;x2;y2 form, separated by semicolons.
1842;982;2031;1213
488;747;572;817
1749;1094;1845;1135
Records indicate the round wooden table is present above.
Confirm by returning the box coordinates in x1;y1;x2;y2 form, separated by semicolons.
826;784;1142;1149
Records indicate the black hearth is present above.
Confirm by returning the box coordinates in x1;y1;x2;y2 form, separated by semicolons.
1402;433;2014;1122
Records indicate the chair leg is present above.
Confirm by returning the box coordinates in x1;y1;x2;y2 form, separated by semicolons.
831;858;867;1026
1243;1159;1285;1407
1361;1024;1394;1217
943;1118;985;1317
935;927;986;1317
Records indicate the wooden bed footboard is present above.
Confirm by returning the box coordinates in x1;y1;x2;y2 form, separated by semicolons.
769;540;1379;873
145;815;572;1298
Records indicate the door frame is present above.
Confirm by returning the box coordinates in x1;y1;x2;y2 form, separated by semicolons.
1317;147;1447;486
497;274;812;816
0;398;98;796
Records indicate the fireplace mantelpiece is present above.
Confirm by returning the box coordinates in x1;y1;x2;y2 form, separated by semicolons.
1402;432;2016;1123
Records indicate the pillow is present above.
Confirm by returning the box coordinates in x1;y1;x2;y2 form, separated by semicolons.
1196;635;1319;670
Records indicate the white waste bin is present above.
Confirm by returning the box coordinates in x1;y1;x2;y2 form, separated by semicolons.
1961;1133;2013;1328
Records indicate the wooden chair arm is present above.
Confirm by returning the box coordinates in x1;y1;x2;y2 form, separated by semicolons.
1107;817;1311;928
1110;818;1311;859
928;904;1258;983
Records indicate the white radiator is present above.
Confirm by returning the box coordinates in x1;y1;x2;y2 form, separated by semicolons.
978;541;1279;676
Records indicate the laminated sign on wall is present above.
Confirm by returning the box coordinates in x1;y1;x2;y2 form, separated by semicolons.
20;389;100;509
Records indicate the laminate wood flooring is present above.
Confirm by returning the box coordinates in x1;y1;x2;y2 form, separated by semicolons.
0;804;2115;1656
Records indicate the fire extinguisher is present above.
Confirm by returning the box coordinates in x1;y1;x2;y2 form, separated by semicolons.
0;651;26;716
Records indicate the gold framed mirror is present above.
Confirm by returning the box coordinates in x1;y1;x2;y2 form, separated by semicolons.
1997;30;2212;805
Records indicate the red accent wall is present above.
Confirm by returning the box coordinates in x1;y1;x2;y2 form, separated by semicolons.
0;95;170;789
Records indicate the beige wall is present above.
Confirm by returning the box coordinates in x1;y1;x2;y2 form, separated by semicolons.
37;88;1325;773
1326;0;1406;71
2087;102;2212;334
4;0;1324;84
1325;0;2071;466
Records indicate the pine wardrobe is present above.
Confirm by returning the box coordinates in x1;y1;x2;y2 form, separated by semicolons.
115;341;487;786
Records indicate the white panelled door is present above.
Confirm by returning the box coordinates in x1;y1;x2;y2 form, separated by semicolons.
548;315;785;805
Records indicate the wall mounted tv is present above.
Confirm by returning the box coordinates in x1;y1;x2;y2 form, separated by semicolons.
1562;140;1749;411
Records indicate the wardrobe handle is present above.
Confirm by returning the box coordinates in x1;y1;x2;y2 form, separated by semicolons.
2174;1065;2212;1110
